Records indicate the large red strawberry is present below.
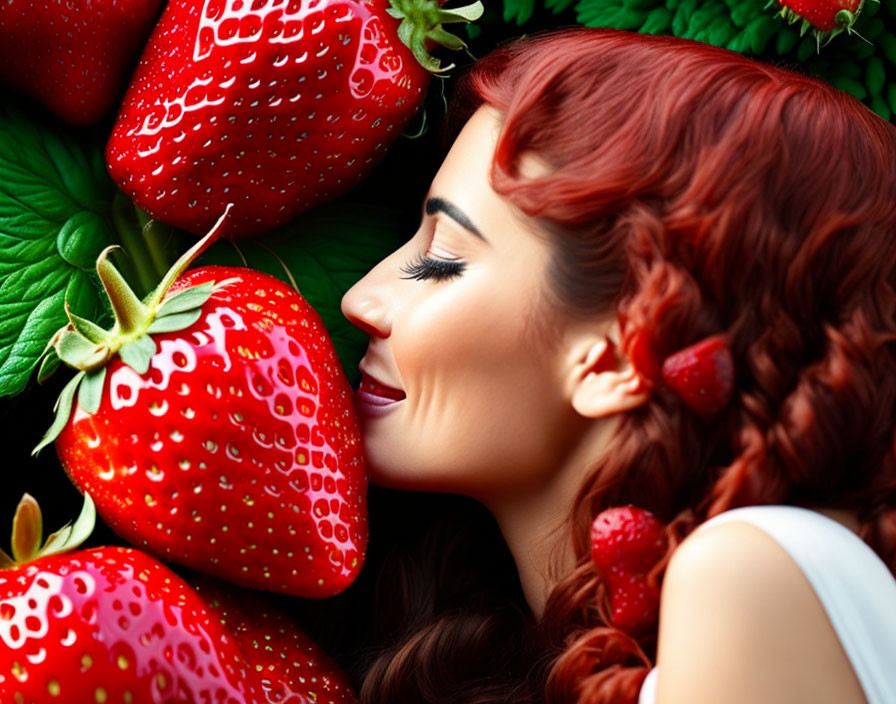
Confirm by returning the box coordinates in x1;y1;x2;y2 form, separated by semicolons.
34;210;368;598
591;506;667;636
0;0;162;125
197;580;358;703
775;0;866;48
105;0;483;238
0;493;262;703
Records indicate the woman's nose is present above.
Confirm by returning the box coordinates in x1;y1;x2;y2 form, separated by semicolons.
341;262;393;338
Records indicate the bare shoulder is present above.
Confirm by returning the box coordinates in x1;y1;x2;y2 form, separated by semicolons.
654;519;866;704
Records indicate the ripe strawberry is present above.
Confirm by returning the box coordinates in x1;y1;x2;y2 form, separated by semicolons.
660;335;734;415
590;506;667;636
0;0;162;125
197;580;358;703
775;0;867;48
105;0;483;238
0;493;261;703
35;211;368;598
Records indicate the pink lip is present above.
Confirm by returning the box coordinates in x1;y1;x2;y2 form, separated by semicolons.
355;372;406;416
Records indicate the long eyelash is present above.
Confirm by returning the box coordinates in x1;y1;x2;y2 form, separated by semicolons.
399;255;466;282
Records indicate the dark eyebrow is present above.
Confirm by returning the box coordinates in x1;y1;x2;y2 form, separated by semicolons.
425;197;486;241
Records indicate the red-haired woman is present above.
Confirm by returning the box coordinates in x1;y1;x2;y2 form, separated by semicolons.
340;28;896;704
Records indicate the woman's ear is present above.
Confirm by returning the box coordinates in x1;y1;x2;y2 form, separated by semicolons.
567;333;650;419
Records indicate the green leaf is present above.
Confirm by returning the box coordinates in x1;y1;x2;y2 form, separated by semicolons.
32;370;85;455
641;6;673;33
197;200;406;383
37;350;61;383
65;304;109;344
156;282;215;317
57;210;115;271
545;0;577;13
77;367;107;414
0;291;67;395
504;0;535;24
11;494;42;564
55;329;107;369
0;104;116;397
119;335;157;375
41;492;97;557
147;308;203;334
443;1;485;22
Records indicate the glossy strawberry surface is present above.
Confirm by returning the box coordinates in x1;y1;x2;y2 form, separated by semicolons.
106;0;430;237
0;546;257;703
591;506;667;636
198;580;358;703
55;266;368;598
0;0;162;125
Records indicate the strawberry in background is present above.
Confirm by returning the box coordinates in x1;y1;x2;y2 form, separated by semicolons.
776;0;868;48
0;493;262;703
35;209;368;599
106;0;483;238
0;0;162;125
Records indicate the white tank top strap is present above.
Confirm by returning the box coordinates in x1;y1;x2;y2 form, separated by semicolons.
638;505;896;704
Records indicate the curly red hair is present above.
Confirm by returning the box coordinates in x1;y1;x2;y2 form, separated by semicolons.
360;28;896;704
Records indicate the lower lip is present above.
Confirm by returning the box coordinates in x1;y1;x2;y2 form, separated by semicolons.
355;378;405;417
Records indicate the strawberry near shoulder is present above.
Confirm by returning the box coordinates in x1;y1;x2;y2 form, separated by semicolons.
197;579;359;703
0;493;262;703
1;493;360;703
591;506;668;637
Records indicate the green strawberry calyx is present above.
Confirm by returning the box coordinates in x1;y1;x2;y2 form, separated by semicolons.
387;0;484;73
0;493;96;569
32;205;234;456
775;0;870;51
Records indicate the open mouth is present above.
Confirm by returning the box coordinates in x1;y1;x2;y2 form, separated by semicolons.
355;372;406;413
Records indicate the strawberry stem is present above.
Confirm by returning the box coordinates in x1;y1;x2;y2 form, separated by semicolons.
144;204;233;310
834;9;856;26
112;192;157;299
387;0;484;72
97;247;150;338
142;216;179;282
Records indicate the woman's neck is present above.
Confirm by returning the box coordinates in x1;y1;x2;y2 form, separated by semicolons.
481;419;619;618
485;482;575;618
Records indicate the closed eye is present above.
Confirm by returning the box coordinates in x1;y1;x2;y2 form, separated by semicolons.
399;255;466;282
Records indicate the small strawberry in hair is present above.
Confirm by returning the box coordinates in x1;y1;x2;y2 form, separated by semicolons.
661;335;734;416
591;506;668;636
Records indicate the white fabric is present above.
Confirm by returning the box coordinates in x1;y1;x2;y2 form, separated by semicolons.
638;505;896;704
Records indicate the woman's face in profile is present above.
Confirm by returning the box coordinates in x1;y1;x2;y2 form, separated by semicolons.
341;107;587;500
